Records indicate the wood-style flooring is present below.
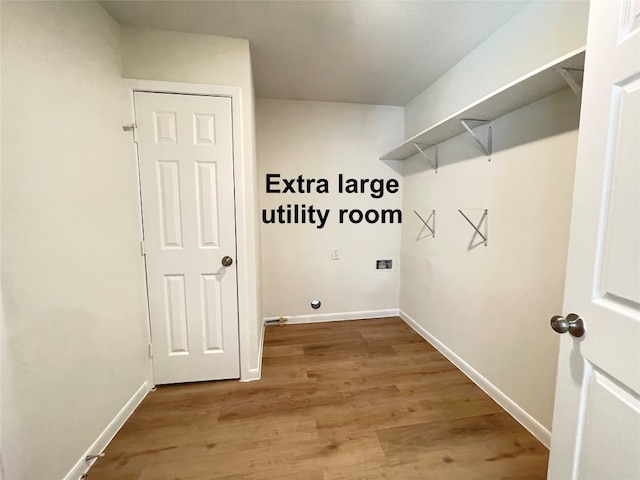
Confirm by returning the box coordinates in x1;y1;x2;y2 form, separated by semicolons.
87;317;549;479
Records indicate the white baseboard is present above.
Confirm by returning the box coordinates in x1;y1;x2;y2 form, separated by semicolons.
63;381;151;480
242;322;265;382
399;310;551;448
264;309;399;325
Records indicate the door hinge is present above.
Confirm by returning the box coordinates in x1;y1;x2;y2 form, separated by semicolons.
148;343;153;359
123;123;138;143
140;240;146;256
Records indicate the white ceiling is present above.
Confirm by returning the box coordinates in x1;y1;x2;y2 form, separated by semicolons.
100;0;529;106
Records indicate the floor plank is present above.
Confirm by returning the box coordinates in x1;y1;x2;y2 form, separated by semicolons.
87;317;548;479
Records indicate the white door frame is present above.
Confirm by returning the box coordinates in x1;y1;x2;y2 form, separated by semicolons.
125;79;254;382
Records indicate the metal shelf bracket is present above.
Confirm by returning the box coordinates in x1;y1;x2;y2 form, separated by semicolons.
458;209;488;246
414;209;435;238
460;119;492;160
553;67;583;97
413;143;438;173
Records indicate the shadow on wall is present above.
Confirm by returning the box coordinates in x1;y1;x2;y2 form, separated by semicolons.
402;90;582;176
380;158;404;176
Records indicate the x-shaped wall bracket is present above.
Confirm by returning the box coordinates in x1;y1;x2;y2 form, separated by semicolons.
458;209;488;247
413;209;435;238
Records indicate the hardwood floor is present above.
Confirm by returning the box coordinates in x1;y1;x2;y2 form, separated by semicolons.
87;317;549;479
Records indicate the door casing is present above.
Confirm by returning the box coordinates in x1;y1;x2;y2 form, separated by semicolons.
125;79;255;382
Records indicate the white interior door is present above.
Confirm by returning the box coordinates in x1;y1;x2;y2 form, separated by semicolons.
134;91;240;384
547;1;640;478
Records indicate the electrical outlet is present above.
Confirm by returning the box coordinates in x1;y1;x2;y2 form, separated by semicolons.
332;249;340;260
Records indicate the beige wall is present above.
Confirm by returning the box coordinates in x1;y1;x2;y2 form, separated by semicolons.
257;99;404;320
1;3;150;478
121;26;263;374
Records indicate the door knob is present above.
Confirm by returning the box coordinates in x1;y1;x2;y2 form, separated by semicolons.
221;256;233;267
550;313;585;338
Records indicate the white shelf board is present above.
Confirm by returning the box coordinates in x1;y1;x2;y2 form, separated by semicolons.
381;47;586;161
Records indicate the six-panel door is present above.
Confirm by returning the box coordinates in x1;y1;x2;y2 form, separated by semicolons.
134;92;240;384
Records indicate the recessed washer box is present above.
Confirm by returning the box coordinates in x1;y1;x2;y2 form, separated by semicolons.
376;259;392;270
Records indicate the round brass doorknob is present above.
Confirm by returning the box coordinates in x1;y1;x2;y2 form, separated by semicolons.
550;313;585;338
221;256;233;267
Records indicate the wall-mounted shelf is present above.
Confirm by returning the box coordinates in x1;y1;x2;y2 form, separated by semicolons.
380;47;585;161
